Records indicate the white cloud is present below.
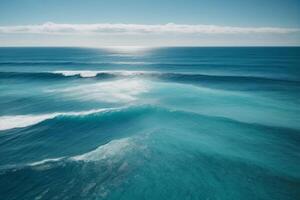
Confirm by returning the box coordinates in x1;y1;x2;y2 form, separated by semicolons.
0;22;298;35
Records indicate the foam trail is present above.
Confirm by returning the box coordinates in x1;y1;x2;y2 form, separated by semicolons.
0;137;135;170
0;107;120;131
28;157;65;166
72;138;133;162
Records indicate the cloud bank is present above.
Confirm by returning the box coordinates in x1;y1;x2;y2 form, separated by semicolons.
0;22;299;35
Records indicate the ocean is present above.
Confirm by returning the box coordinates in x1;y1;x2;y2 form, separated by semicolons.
0;47;299;200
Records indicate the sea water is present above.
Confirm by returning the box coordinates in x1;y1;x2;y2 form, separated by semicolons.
0;47;299;200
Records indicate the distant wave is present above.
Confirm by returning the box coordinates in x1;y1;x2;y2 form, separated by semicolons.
0;71;117;80
0;70;153;79
0;71;70;79
0;61;91;66
54;70;102;77
53;70;151;78
0;107;122;131
157;72;300;86
0;70;298;84
0;61;218;66
0;60;284;67
0;61;154;66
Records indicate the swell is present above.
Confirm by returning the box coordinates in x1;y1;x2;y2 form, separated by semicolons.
0;136;134;170
0;61;157;66
0;60;292;68
0;61;146;66
0;61;243;66
0;71;298;85
2;104;299;133
0;105;152;132
1;105;299;180
0;71;116;80
157;73;299;84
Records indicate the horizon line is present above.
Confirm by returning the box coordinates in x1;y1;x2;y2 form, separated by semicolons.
0;45;300;48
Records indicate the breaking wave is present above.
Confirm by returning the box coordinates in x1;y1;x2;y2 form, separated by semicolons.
0;107;121;131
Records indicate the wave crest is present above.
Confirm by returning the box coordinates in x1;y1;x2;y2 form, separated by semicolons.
0;107;120;131
1;70;297;83
71;137;134;162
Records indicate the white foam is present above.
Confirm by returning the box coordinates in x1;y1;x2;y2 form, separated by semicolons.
54;70;99;77
0;107;118;131
29;157;65;166
0;137;137;171
53;70;155;78
72;138;133;162
0;114;57;131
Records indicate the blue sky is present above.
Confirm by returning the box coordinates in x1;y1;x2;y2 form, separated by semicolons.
0;0;299;46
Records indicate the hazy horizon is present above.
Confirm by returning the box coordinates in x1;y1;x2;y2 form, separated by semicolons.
0;0;299;46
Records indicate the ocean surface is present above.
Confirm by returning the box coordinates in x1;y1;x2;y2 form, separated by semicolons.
0;47;299;200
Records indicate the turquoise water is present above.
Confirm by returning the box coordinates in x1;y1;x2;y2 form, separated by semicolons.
0;47;299;200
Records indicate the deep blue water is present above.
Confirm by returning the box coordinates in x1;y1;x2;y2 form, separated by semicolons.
0;47;300;200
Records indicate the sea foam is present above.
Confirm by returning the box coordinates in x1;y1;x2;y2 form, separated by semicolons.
71;137;133;162
0;108;119;131
54;70;99;77
53;70;154;78
29;157;65;166
21;138;134;168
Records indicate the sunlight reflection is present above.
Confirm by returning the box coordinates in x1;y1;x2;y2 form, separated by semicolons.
105;46;152;55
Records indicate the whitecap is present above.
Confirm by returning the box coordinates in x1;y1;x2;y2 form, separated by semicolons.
0;107;119;131
53;70;155;78
29;157;65;166
71;138;133;162
0;114;57;131
53;70;99;77
0;136;140;172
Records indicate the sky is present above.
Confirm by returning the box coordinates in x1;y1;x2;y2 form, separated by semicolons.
0;0;299;46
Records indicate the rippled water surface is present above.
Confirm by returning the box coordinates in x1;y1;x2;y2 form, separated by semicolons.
0;47;300;200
